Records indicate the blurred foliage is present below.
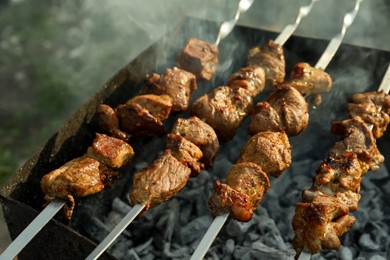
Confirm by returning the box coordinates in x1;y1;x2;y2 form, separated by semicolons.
0;0;151;184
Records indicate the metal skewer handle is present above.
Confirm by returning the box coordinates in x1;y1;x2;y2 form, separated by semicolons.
214;0;255;46
0;199;65;260
275;0;319;46
315;0;363;70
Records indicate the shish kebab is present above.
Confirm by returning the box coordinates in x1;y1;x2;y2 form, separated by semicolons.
295;64;390;260
191;0;363;258
0;1;255;259
86;0;319;259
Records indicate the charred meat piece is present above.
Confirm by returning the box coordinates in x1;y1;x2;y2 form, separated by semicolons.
95;104;130;141
126;94;172;121
247;39;285;87
208;180;253;222
190;86;253;142
248;84;309;136
330;118;384;171
238;131;291;177
288;62;332;104
348;91;390;138
166;133;204;176
292;195;355;255
87;133;134;169
129;150;191;211
144;67;197;112
228;66;266;97
208;162;270;222
176;37;219;81
41;156;117;221
171;116;219;167
115;103;166;137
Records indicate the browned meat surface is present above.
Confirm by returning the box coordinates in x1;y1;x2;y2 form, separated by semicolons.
176;37;218;81
87;133;134;169
330;118;384;171
95;104;130;141
292;195;355;256
126;94;172;121
348;91;390;138
165;133;204;176
41;156;117;221
129;150;191;211
247;102;283;134
115;103;166;137
171;116;219;167
226;162;270;211
247;39;285;87
228;66;266;97
288;62;332;103
190;86;253;141
144;67;197;112
238;131;291;177
248;84;309;136
208;180;253;222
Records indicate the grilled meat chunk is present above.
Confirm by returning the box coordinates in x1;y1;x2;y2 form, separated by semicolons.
115;103;166;137
208;180;253;222
288;62;332;104
166;133;204;176
144;67;197;112
248;84;309;136
247;39;285;87
126;94;172;121
171;116;219;167
176;37;219;81
330;118;384;171
87;133;134;169
348;91;390;138
130;150;191;211
41;156;117;221
292;195;355;255
95;104;130;141
190;86;253;141
228;66;266;97
238;131;291;177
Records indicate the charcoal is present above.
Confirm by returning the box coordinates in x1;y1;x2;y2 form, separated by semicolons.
134;237;154;255
124;249;141;260
225;219;256;239
163;242;189;259
339;246;354;260
180;215;212;244
224;238;235;255
359;233;380;250
112;198;132;215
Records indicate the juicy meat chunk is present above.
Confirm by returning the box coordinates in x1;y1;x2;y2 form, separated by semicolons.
330;118;384;171
95;104;130;141
292;195;355;255
247;102;283;135
208;180;253;222
144;67;197;112
348;91;390;138
115;103;166;137
87;133;134;169
126;94;172;121
176;37;219;81
41;156;117;221
129;150;191;211
238;131;291;177
226;162;270;211
228;66;266;97
248;84;308;136
190;86;253;142
166;133;204;176
247;39;285;87
171;116;219;167
288;62;332;98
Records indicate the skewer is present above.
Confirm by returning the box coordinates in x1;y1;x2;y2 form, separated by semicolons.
297;62;390;260
191;1;363;259
84;1;255;260
0;199;65;259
